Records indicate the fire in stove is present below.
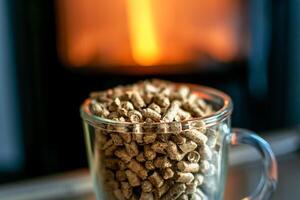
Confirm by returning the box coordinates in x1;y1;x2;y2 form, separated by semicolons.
56;0;247;73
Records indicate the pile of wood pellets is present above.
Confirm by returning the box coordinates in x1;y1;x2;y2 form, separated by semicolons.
89;80;219;200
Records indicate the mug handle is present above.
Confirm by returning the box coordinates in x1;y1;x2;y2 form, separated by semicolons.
230;128;278;200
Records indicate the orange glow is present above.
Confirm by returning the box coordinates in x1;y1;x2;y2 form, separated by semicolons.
126;0;160;66
207;26;238;62
56;0;246;72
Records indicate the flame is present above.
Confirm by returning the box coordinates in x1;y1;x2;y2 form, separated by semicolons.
126;0;160;66
57;0;244;70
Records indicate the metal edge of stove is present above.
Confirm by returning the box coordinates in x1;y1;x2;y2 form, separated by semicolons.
0;128;299;200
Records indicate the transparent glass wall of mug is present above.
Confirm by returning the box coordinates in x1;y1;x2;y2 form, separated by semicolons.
81;84;277;200
82;116;231;200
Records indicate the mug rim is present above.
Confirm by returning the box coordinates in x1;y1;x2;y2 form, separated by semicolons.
80;83;233;129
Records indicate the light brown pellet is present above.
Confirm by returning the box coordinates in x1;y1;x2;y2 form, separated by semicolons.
145;161;156;171
144;83;159;93
111;133;124;146
127;160;148;180
121;182;132;199
169;122;182;133
162;100;181;122
183;101;205;117
120;91;133;101
125;169;141;187
108;98;121;111
112;87;123;98
184;129;208;145
154;156;172;169
121;101;134;111
200;160;210;173
129;115;140;123
118;113;126;120
118;107;128;116
143;133;157;144
177;161;200;173
141;180;153;192
176;172;194;184
162;168;174;180
119;133;132;144
133;133;143;144
171;135;187;145
161;183;186;200
105;144;118;156
136;153;146;163
148;103;161;114
115;149;132;163
145;118;154;123
160;87;172;96
131;129;143;140
144;146;157;160
186;181;197;194
142;108;161;122
177;194;189;200
107;111;120;119
143;93;154;105
202;162;215;176
187;151;201;163
204;104;213;116
174;115;181;122
160;107;168;116
187;93;198;104
178;86;190;100
155;182;170;198
179;140;197;153
189;120;207;133
200;144;213;160
128;110;143;122
196;98;207;110
139;192;154;200
125;141;139;157
148;172;164;188
166;141;184;161
206;129;218;148
157;123;168;134
190;189;206;200
131;92;146;109
177;108;192;120
194;174;204;186
151;141;168;154
154;94;170;108
157;134;171;143
90;102;105;116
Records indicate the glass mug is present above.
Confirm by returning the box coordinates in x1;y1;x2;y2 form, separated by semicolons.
80;83;278;200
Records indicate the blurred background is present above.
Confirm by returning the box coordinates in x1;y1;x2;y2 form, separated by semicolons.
0;0;300;198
